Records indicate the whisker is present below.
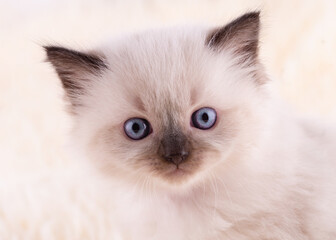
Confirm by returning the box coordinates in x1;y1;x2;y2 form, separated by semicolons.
209;173;218;224
214;174;238;224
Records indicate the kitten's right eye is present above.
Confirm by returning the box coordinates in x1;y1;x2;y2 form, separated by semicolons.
124;118;151;140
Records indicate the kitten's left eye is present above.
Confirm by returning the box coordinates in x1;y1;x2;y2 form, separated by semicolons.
191;107;217;130
124;118;151;140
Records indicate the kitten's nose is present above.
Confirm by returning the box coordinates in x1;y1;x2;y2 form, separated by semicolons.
159;131;190;166
164;151;189;166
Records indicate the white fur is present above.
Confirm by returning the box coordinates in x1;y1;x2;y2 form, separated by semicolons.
68;26;336;239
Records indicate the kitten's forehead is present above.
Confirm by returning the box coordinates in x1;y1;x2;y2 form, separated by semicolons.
104;28;212;117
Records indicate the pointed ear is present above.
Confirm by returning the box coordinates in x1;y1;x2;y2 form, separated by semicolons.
44;46;107;107
206;11;260;63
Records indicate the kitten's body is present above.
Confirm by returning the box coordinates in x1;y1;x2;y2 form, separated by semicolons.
45;12;336;239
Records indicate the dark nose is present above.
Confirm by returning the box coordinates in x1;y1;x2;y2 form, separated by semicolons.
164;151;189;166
159;131;190;166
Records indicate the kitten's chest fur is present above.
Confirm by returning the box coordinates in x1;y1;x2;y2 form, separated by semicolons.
114;174;309;240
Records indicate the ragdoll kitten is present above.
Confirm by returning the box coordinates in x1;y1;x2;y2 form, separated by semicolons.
45;12;336;240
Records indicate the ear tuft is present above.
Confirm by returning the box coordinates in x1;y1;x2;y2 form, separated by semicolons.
206;11;260;62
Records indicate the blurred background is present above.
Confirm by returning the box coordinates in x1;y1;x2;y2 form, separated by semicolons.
0;0;335;239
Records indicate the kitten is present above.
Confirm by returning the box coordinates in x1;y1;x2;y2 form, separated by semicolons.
45;11;336;240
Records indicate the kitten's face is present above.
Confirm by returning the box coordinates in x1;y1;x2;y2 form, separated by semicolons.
46;12;267;188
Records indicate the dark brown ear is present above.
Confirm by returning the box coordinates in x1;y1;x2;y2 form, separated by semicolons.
44;46;107;107
206;11;260;64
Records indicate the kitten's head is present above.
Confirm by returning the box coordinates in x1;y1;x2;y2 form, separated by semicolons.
45;12;268;189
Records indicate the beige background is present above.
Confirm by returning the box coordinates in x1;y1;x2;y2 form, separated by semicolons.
0;0;336;239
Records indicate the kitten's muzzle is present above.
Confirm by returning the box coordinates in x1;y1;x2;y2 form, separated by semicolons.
158;132;190;167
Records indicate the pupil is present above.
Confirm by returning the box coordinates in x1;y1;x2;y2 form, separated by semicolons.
201;113;209;122
132;123;140;133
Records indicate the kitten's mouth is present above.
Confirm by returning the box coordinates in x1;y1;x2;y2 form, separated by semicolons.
166;165;189;178
171;167;185;175
160;164;199;187
155;155;201;183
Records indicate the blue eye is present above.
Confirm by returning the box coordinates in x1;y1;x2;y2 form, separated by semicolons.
191;107;217;130
124;118;151;140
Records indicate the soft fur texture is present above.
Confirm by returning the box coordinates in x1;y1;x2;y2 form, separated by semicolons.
44;12;336;240
2;1;336;239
